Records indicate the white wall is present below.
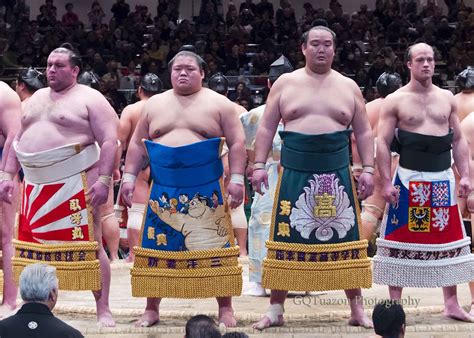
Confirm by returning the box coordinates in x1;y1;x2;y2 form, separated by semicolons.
26;0;474;26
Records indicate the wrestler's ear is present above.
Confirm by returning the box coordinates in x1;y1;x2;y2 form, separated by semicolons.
72;65;80;77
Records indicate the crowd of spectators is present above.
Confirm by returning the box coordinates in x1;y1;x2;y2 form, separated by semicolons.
0;0;473;113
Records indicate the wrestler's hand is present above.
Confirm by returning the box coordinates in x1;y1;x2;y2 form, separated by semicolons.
458;176;470;199
0;180;14;204
382;182;399;205
121;182;135;208
251;168;269;195
467;193;474;213
227;182;244;209
113;169;121;182
88;181;109;208
357;172;374;200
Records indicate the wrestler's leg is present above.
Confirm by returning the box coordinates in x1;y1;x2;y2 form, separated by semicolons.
389;286;403;300
136;297;161;327
100;187;120;262
345;288;373;328
126;227;139;263
360;169;385;241
469;282;474;316
216;296;237;327
88;168;115;327
0;178;19;317
442;285;474;322
252;290;287;329
231;203;248;257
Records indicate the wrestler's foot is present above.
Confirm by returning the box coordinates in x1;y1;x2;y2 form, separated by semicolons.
124;255;135;263
0;304;16;319
244;282;267;297
252;314;284;330
218;306;237;327
470;303;474;317
135;309;160;327
348;312;373;328
239;249;248;257
443;307;474;322
97;309;116;327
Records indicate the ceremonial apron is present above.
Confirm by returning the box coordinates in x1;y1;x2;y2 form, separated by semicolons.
131;138;242;298
13;143;101;290
373;129;474;287
262;130;371;291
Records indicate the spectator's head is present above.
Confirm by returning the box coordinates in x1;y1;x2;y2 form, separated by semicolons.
65;3;73;12
456;67;474;93
376;72;402;98
19;264;59;311
268;55;293;86
16;67;46;97
185;314;221;338
78;71;100;90
139;73;162;97
208;72;229;96
372;300;406;338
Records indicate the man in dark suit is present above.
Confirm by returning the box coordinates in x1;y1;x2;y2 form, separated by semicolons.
0;263;83;337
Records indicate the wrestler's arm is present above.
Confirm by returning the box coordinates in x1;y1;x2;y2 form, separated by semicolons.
221;97;246;176
124;101;150;177
376;94;398;203
461;117;474;211
88;89;119;178
350;81;375;199
0;87;22;174
449;93;470;197
254;76;284;164
121;100;151;207
118;105;133;153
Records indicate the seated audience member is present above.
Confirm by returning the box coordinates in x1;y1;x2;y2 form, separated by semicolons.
0;263;84;338
372;300;406;338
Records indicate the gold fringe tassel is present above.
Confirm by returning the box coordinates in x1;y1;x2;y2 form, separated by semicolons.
12;240;101;291
262;258;372;291
131;246;242;298
131;266;242;298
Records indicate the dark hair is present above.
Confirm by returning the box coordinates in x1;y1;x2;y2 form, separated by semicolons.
140;73;162;96
51;43;82;70
456;66;474;91
168;51;206;73
208;72;229;95
185;314;221;338
17;68;46;93
376;72;402;98
372;300;405;338
301;26;336;46
77;71;100;90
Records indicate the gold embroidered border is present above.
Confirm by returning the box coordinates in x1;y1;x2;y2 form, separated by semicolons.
80;171;96;241
134;255;238;269
131;265;242;298
13;239;99;252
262;261;372;291
348;166;364;237
269;166;284;239
263;257;371;270
266;239;368;252
133;246;239;260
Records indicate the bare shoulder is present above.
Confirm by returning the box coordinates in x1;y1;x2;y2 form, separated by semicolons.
271;70;298;90
436;86;455;101
0;81;19;102
461;112;474;130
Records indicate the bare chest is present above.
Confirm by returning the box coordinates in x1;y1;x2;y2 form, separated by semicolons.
280;85;354;125
397;96;451;125
22;97;88;127
148;99;222;138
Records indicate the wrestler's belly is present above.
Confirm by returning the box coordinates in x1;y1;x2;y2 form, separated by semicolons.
284;116;350;135
18;123;95;153
152;128;220;147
